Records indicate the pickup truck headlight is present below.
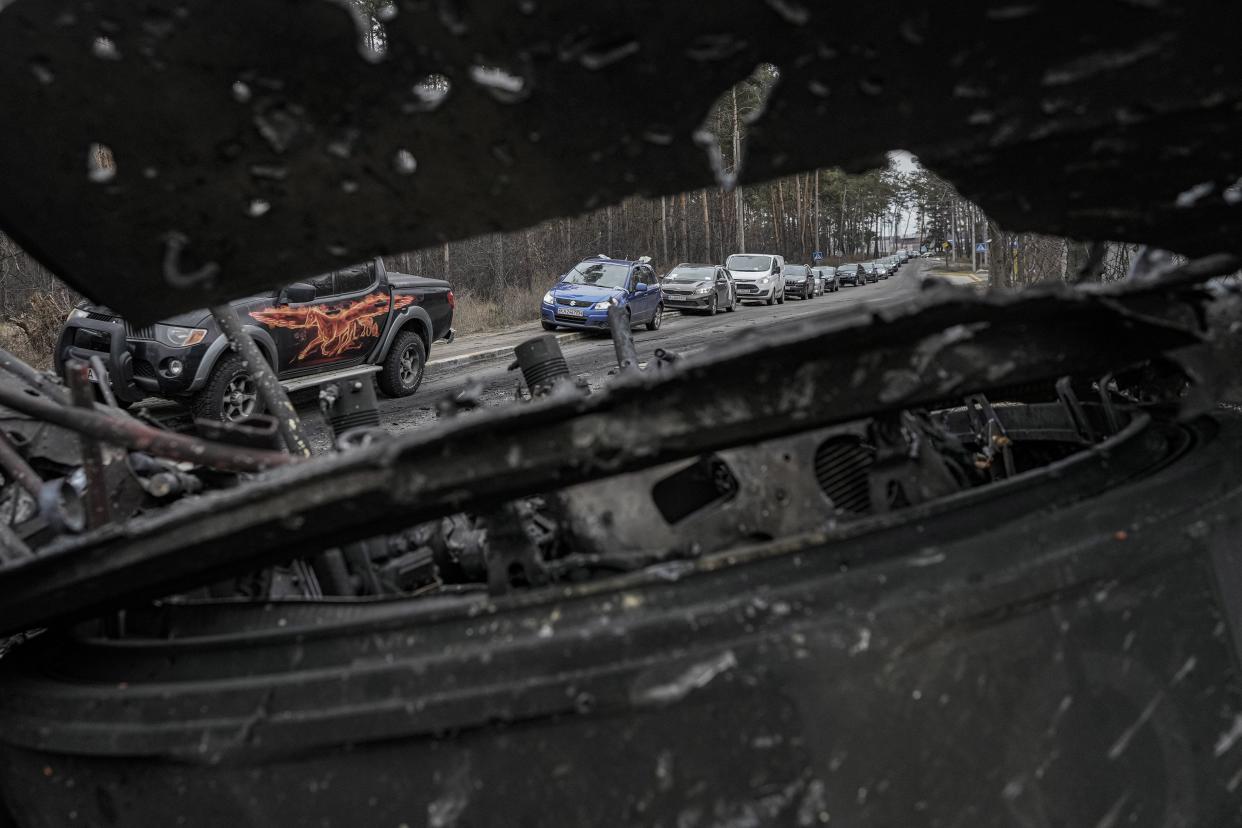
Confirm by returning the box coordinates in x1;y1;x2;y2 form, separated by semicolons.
542;292;554;305
591;300;613;310
158;325;207;348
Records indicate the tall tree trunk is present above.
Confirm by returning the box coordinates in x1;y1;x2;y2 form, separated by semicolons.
769;185;782;251
701;190;711;261
814;169;821;257
660;196;669;265
442;242;451;280
840;184;848;255
679;192;689;263
524;229;535;286
969;205;978;272
732;87;745;252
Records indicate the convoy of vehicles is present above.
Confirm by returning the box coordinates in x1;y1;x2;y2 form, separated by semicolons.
538;250;915;336
56;257;456;421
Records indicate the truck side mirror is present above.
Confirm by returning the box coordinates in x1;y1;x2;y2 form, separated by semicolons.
635;282;649;293
279;282;316;304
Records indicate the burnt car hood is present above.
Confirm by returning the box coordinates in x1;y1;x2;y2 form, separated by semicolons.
1;0;1240;320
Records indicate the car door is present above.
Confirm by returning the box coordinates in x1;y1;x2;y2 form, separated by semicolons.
636;265;659;320
251;272;335;375
262;263;392;376
715;267;730;305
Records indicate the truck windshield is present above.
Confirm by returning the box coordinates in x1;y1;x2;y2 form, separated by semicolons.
562;261;630;289
726;255;773;272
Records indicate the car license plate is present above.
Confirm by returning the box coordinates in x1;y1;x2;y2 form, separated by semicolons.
560;307;584;318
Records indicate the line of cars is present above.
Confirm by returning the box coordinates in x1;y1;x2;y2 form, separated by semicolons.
539;251;917;331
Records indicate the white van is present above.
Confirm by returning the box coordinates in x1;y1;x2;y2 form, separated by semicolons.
725;253;786;305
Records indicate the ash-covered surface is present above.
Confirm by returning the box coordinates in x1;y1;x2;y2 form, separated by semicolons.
1;0;1239;320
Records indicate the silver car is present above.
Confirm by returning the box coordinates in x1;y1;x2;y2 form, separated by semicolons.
660;264;737;315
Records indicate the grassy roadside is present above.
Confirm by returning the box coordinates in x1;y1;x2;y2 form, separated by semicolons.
451;284;545;337
1;290;75;370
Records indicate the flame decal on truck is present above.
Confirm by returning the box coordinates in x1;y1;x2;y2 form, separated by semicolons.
250;293;415;361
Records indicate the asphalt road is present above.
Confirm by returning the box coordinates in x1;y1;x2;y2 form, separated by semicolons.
299;260;930;448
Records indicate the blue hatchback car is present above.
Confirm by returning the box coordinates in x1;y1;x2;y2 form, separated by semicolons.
541;256;664;334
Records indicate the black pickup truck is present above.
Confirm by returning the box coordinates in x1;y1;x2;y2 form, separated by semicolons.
55;257;455;420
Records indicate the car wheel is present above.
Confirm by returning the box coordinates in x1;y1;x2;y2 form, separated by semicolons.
777;291;785;305
190;352;264;423
541;321;558;332
766;293;776;306
646;303;663;331
707;295;718;316
378;329;427;398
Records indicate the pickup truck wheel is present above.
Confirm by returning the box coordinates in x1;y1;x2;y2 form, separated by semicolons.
190;353;263;423
378;330;426;397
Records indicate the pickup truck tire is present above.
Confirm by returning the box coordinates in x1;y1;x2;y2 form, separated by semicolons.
378;330;426;397
190;352;263;423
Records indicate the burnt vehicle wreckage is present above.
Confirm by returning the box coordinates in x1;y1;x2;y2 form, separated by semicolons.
2;1;1242;826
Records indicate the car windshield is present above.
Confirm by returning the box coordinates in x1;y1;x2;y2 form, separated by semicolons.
561;261;630;289
817;268;836;275
663;267;714;283
782;266;808;280
840;265;858;272
726;255;773;272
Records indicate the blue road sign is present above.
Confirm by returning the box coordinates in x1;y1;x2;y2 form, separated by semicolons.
976;243;986;253
812;251;824;260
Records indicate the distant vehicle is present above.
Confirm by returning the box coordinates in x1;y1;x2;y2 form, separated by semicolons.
57;257;455;421
541;255;664;334
813;266;840;292
781;264;816;300
660;263;737;315
837;263;865;287
862;263;881;283
725;253;786;305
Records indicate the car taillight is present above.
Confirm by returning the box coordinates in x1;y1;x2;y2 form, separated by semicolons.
446;290;456;309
